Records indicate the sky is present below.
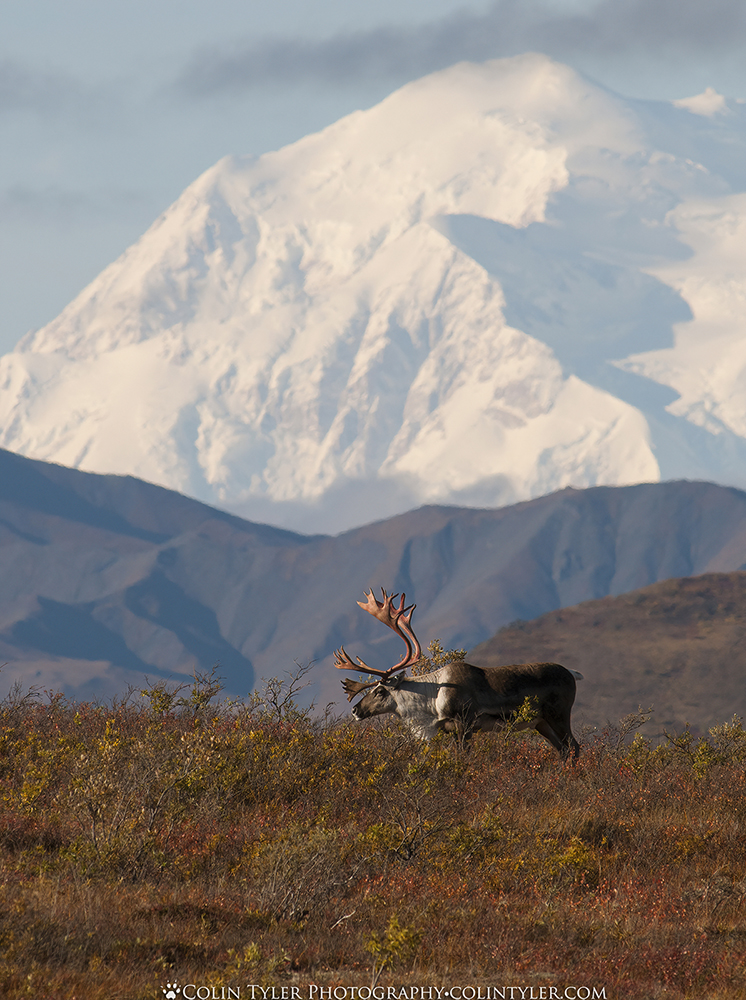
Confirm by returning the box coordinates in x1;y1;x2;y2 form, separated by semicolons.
2;0;746;356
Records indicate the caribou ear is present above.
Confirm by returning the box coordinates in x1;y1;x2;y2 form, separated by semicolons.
387;672;405;690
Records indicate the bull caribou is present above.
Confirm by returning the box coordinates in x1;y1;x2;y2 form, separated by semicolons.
335;589;582;759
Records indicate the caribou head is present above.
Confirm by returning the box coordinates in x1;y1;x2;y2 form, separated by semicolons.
334;588;421;720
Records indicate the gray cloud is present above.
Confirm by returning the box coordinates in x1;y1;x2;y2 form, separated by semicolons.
0;59;119;123
175;0;746;97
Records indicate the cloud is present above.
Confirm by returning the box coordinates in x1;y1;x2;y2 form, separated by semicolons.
0;58;119;123
174;0;746;97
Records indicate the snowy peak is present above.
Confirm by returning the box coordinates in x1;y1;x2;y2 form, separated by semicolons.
2;54;746;533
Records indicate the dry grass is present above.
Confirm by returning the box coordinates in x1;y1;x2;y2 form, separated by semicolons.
0;671;744;999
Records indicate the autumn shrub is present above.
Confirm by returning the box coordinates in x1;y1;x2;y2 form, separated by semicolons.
0;669;744;999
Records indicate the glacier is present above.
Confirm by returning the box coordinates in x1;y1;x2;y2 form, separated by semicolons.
2;53;746;533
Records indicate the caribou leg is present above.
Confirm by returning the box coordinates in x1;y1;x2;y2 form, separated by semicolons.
535;719;567;756
546;706;581;760
536;718;580;760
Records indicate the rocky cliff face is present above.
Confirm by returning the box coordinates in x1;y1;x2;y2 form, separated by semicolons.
2;55;746;532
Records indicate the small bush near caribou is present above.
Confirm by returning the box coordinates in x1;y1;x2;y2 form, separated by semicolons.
0;668;744;999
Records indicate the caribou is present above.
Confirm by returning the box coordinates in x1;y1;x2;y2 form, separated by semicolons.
335;588;582;759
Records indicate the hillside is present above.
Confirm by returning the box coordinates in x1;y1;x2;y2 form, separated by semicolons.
2;55;746;533
472;572;746;733
3;447;746;722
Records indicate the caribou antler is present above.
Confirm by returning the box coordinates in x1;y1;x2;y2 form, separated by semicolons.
357;589;422;668
340;676;377;702
334;588;422;693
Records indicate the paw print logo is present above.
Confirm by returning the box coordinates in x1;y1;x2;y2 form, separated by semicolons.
163;985;181;1000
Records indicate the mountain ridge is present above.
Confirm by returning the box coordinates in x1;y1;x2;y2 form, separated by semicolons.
3;446;746;723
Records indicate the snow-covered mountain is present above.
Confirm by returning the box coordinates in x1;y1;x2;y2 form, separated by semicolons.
2;54;746;533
